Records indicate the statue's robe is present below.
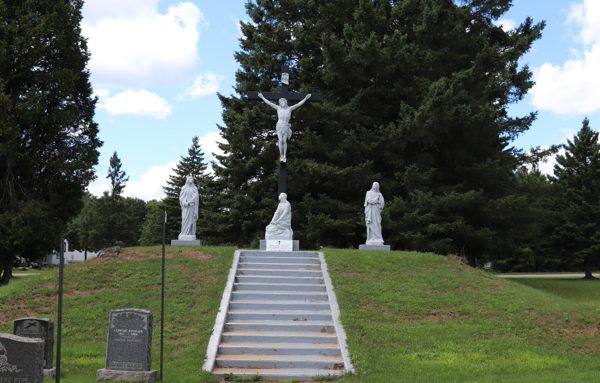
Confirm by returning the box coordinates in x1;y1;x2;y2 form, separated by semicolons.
266;201;293;237
179;184;199;236
364;190;384;243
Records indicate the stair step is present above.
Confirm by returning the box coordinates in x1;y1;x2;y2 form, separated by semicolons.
227;311;333;322
235;276;324;284
218;344;342;356
231;292;329;302
212;368;343;381
234;283;326;292
229;301;331;311
240;256;320;264
215;355;344;370
221;333;338;344
237;269;323;277
238;251;321;258
238;262;322;270
224;322;335;333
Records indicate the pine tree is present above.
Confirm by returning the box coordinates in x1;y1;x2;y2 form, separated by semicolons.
0;0;102;284
206;0;544;259
85;156;145;250
547;118;600;279
140;200;166;246
107;151;129;200
162;136;208;239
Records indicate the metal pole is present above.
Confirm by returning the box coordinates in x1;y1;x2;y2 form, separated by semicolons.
56;238;65;383
160;211;166;381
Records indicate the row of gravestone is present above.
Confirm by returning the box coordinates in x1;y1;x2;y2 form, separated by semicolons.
0;309;157;383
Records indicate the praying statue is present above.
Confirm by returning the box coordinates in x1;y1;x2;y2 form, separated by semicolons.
364;182;384;244
258;92;311;162
179;175;199;240
265;193;293;238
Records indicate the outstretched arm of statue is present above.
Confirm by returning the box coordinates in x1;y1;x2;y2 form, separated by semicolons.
258;92;278;110
290;93;311;111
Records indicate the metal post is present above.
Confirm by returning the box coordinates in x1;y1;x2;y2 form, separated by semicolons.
56;238;65;383
160;211;166;381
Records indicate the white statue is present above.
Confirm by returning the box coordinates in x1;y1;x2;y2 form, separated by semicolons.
364;182;384;244
265;193;293;238
179;175;199;240
258;92;311;162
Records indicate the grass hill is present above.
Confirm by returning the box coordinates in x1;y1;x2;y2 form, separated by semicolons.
1;247;599;383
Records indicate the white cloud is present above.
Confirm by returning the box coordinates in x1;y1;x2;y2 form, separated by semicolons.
82;1;203;87
99;90;173;119
530;0;600;115
537;146;565;176
493;18;517;32
531;44;600;115
567;0;600;45
93;89;110;98
177;73;225;101
197;131;226;160
88;161;178;201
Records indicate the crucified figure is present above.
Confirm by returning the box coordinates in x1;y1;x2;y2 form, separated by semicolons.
258;92;311;162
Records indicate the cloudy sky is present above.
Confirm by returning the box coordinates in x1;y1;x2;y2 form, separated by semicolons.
83;0;600;200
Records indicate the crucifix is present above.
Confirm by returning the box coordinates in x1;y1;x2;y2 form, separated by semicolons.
247;64;322;196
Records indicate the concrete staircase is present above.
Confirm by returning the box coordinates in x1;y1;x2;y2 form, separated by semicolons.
203;250;352;381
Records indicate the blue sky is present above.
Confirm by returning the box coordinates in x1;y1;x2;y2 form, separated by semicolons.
83;0;600;200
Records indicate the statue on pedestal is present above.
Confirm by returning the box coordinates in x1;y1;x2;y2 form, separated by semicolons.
179;175;199;240
364;182;384;244
265;193;293;238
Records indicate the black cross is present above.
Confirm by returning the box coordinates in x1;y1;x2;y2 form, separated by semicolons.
247;64;322;103
247;64;322;198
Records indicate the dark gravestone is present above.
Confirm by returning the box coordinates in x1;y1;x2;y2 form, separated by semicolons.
0;333;44;383
97;309;157;382
13;318;53;372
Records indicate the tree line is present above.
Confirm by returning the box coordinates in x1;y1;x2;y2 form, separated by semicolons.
1;0;598;285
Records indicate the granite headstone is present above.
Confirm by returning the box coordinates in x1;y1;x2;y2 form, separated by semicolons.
0;333;44;383
13;318;53;371
97;309;157;382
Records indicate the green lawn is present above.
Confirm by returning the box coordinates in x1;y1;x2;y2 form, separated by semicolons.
324;249;600;383
1;247;599;383
508;278;600;310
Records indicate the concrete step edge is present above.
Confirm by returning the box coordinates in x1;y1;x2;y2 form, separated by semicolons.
216;355;343;361
226;321;334;325
219;343;340;348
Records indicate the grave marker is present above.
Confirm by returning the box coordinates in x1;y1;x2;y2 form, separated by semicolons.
13;318;55;377
0;333;44;383
96;309;157;382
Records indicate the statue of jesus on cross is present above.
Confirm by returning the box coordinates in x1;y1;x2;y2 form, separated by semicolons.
258;92;311;162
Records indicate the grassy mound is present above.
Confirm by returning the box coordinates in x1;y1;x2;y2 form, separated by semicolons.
1;247;599;383
324;249;600;383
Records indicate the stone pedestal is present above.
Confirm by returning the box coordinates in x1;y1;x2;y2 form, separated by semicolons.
44;367;57;378
260;238;299;251
171;239;202;246
359;242;391;251
97;369;157;382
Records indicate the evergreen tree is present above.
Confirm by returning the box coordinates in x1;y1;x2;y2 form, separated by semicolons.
205;0;544;260
107;151;129;200
140;200;166;246
65;193;95;258
0;0;102;284
163;136;208;239
547;118;600;279
85;156;145;250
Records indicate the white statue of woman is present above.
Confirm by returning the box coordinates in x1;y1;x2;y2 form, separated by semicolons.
258;93;311;162
179;175;199;240
265;193;293;238
364;182;384;244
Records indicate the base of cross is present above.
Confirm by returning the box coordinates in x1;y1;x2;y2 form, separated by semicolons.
278;162;287;197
